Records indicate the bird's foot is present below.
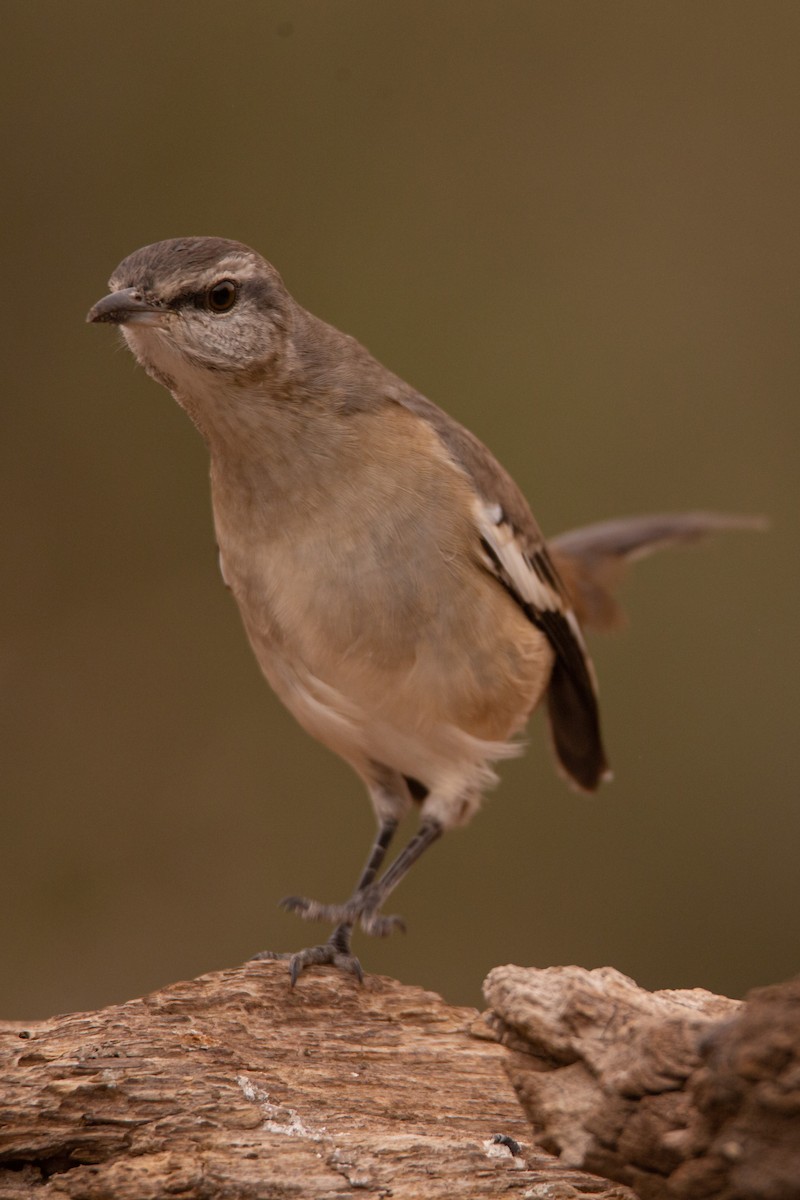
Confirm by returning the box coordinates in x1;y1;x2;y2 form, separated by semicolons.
251;925;364;986
280;890;406;938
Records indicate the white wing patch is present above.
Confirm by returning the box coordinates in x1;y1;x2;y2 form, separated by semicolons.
475;499;563;615
474;498;594;668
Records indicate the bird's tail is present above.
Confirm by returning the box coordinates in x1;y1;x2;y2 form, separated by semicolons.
549;511;767;632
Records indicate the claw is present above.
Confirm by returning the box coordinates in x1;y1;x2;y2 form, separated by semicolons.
280;895;319;918
279;893;406;938
280;895;355;923
288;944;364;987
250;943;364;986
250;948;288;963
359;911;406;937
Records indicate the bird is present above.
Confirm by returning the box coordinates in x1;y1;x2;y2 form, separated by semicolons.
87;237;762;984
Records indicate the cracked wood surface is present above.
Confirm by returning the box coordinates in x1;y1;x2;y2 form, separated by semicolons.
485;965;800;1200
0;961;632;1199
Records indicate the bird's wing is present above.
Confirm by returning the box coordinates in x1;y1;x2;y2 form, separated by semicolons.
473;500;610;791
396;387;610;791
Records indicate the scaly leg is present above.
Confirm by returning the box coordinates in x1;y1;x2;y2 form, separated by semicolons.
282;819;443;939
252;815;399;984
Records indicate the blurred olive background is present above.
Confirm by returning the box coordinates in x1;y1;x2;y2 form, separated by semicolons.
2;1;798;1020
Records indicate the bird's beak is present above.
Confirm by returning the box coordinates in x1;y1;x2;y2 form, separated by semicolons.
86;288;168;327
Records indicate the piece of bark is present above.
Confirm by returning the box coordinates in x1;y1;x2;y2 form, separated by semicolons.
484;965;800;1200
0;961;632;1199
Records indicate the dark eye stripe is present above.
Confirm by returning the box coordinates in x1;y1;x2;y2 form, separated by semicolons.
169;289;205;311
167;283;238;312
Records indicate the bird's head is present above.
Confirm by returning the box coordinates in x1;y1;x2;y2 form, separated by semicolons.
87;237;291;393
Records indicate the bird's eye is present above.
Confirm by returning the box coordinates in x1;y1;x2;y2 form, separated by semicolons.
207;280;237;312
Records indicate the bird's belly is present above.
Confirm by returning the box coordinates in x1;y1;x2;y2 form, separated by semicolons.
219;524;553;783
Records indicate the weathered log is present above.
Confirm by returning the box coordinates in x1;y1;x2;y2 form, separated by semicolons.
0;961;631;1199
484;965;800;1200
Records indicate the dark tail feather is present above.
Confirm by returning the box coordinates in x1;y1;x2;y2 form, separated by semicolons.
546;657;611;792
549;511;767;631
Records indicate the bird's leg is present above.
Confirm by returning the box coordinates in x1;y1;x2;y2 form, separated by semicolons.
252;816;399;984
282;818;443;937
351;819;443;934
280;816;403;935
255;817;445;984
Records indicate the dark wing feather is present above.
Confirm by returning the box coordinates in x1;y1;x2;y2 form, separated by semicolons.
392;384;610;791
478;530;609;791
